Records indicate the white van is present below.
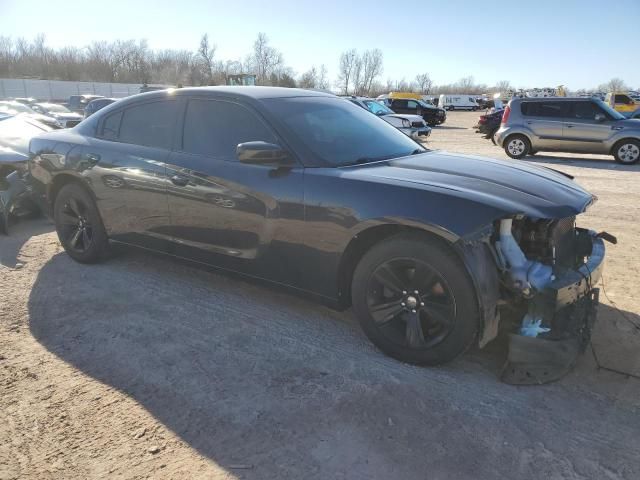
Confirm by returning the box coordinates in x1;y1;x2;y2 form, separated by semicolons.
438;94;479;111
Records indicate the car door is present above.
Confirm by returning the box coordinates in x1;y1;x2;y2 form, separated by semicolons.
391;99;409;114
164;96;305;285
83;99;177;249
520;101;570;150
563;100;613;153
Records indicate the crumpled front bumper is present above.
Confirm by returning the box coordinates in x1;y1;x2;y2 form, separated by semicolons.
501;232;605;385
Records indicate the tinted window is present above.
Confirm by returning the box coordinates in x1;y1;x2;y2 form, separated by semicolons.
182;99;276;159
118;101;178;149
614;94;632;104
101;111;122;140
571;101;601;120
392;100;407;108
262;97;424;166
520;101;569;118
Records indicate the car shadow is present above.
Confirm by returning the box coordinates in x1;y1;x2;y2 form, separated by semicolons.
523;154;640;172
0;216;54;268
433;125;466;130
27;247;640;478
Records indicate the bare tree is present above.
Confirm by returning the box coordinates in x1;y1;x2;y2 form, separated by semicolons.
318;64;329;90
360;49;383;95
299;66;318;89
600;77;628;93
415;73;433;94
251;33;283;85
197;34;216;85
337;49;358;94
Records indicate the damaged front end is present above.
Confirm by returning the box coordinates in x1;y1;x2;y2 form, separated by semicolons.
494;215;610;385
0;147;39;234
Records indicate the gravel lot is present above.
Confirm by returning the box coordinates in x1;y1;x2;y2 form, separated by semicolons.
1;111;640;480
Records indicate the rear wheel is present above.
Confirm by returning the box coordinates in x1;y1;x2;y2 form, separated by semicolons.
54;183;109;263
613;139;640;164
504;134;531;159
351;233;479;365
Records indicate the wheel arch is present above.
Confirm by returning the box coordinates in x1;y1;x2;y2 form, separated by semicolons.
610;137;640;155
48;173;96;216
336;223;460;309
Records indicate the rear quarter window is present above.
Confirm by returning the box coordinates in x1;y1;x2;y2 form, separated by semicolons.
520;101;569;118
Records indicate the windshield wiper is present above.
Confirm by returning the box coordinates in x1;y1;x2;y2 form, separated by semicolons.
411;148;426;155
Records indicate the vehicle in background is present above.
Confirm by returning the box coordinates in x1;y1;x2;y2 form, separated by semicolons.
28;86;608;383
605;92;639;117
13;97;38;106
496;97;640;164
438;94;479;111
474;108;504;144
0;101;60;129
31;103;83;128
379;97;446;126
84;98;117;118
630;110;640;120
0;115;50;233
67;94;104;114
346;96;431;139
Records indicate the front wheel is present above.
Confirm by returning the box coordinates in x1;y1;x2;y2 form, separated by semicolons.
613;139;640;164
54;183;109;263
351;233;479;365
504;134;531;159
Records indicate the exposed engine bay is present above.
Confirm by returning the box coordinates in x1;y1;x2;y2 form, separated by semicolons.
487;214;612;385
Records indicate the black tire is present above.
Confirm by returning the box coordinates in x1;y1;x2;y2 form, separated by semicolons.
351;233;479;366
504;134;531;159
529;150;538;155
447;105;454;111
54;182;109;263
613;139;640;164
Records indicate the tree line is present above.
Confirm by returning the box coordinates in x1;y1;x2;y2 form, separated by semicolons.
0;34;633;97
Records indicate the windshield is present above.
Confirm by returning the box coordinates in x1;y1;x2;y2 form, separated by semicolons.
594;99;626;120
40;104;71;113
364;100;394;115
263;97;424;166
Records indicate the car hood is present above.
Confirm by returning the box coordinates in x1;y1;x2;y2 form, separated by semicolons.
384;113;425;123
615;119;640;129
49;112;82;120
346;150;595;219
0;146;29;167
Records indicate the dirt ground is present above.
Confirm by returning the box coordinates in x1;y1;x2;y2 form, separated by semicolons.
2;111;640;480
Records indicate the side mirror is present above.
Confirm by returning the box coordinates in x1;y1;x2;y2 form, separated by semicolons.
236;141;292;166
595;113;607;123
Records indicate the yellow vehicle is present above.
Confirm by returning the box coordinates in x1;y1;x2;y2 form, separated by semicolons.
605;92;638;116
387;92;423;100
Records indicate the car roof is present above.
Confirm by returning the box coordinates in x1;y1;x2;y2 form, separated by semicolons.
142;86;336;101
512;97;598;102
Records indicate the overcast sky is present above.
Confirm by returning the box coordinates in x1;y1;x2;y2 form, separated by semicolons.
1;0;638;90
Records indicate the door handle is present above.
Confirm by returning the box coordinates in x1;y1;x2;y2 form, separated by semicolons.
85;153;101;164
170;174;190;187
565;124;574;128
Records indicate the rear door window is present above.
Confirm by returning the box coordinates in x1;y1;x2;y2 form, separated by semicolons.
181;99;277;159
117;101;179;149
521;101;570;118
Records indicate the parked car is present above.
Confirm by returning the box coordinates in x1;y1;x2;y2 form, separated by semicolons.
496;97;640;164
346;96;431;139
31;103;83;128
380;98;446;126
67;94;104;114
84;98;117;118
13;97;38;106
605;92;638;117
29;86;608;384
438;94;479;111
0;101;60;129
474;108;504;144
0;115;50;233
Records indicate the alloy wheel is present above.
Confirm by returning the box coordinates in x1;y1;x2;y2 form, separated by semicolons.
366;258;456;349
617;143;640;163
57;196;94;253
508;138;526;156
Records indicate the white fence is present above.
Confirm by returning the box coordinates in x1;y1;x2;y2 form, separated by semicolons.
0;78;144;101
